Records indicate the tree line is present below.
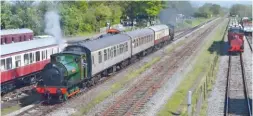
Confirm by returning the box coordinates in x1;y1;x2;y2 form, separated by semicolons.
1;1;165;36
1;1;226;36
194;3;225;18
229;4;252;17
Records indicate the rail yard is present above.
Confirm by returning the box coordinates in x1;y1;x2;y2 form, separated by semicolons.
1;1;252;116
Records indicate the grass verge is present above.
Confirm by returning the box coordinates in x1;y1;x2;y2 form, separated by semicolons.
157;18;227;116
73;57;161;116
176;18;211;30
1;105;21;116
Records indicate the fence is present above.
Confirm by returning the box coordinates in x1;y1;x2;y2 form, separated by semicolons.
189;55;219;115
189;18;230;116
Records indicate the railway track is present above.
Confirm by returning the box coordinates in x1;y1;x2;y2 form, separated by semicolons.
100;20;219;116
224;53;252;116
245;35;252;52
6;19;217;116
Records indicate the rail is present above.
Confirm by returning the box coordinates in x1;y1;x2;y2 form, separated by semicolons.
245;35;252;52
224;53;252;116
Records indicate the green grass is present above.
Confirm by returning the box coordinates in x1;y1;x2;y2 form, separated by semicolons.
73;57;161;116
76;31;98;37
157;19;227;116
176;18;211;30
190;18;210;27
1;105;21;116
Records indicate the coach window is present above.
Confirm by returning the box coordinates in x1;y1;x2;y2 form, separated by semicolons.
125;43;128;52
1;37;3;44
45;50;48;59
136;39;138;47
24;54;29;65
12;37;15;43
6;58;12;70
137;38;140;46
107;48;110;59
36;51;40;61
47;49;51;58
133;40;135;48
111;48;113;58
120;44;123;54
42;51;44;60
117;45;120;55
114;46;116;57
4;37;7;44
15;56;21;68
1;59;5;71
104;49;107;61
98;51;102;63
30;53;34;63
135;39;138;47
42;51;46;60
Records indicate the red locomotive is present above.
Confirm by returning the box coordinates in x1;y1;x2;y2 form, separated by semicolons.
227;26;244;52
0;29;60;94
106;28;123;34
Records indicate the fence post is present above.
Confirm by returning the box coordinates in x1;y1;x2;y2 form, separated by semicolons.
204;82;206;100
188;91;192;116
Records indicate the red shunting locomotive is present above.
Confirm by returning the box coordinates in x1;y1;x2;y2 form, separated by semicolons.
228;26;244;52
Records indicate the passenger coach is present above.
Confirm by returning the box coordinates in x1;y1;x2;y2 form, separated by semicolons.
1;35;59;94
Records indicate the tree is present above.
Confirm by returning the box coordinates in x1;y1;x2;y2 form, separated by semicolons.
210;4;221;16
144;1;164;25
165;1;194;16
230;4;252;17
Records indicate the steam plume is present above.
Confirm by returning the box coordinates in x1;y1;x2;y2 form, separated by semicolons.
44;10;62;43
44;10;66;50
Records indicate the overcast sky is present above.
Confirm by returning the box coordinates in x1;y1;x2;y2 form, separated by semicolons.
190;0;252;8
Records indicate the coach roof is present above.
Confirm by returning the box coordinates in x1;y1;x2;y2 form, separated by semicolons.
1;28;33;36
1;36;57;56
125;28;153;38
148;25;168;32
74;34;130;52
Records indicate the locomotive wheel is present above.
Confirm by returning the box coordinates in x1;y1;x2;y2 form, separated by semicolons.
58;94;64;102
80;82;87;89
30;76;36;85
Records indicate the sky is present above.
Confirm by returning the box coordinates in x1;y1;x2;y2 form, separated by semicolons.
190;0;252;8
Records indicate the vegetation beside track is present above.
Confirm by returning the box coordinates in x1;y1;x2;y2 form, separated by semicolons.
1;105;20;115
176;18;211;30
158;18;228;116
73;57;160;116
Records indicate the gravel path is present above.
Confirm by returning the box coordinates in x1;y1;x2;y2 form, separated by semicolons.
206;18;230;116
243;36;252;100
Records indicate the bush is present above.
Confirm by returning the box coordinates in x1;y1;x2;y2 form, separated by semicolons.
185;20;192;24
